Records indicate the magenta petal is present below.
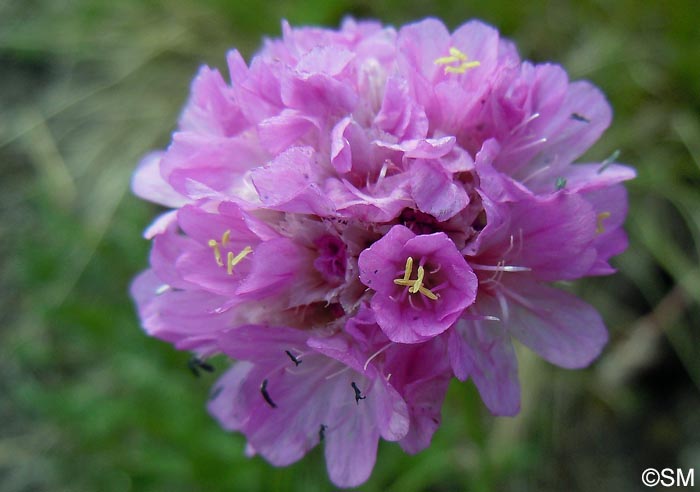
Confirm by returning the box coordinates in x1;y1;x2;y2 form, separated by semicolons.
330;116;372;175
307;334;363;373
217;324;308;363
384;338;451;454
587;228;628;276
449;308;520;416
130;270;230;354
326;174;413;222
544;80;613;165
143;210;178;240
330;117;354;174
229;363;332;467
450;20;501;78
281;46;358;116
397;18;451;82
322;375;407;489
324;405;379;488
502;278;609;368
397;373;449;453
177;203;262;246
376;136;455;159
358;225;416;294
235;238;302;297
473;138;531;202
372;380;411;441
131;152;187;208
306;334;410;441
528;162;636;195
369;298;423;342
252;146;336;215
473;190;599;281
507;193;598;281
179;65;248;137
207;362;254;431
161;131;267;200
214;327;336;467
176;248;242;297
258;110;318;155
374;75;429;141
582;184;630;275
227;49;284;122
410;158;469;220
567;163;636;191
149;225;198;290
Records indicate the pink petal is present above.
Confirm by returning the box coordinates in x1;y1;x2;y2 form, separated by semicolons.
502;278;608;368
251;146;336;215
449;305;520;416
410;158;469;221
324;403;379;488
131;151;187;208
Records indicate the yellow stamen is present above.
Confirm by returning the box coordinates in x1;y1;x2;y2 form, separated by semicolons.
445;61;481;74
227;246;253;275
418;285;439;301
209;230;234;267
394;256;414;287
409;266;425;294
402;257;413;282
434;46;480;74
596;211;612;234
450;47;466;59
208;239;223;266
392;256;439;300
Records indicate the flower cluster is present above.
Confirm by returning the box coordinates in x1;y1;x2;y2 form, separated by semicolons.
131;18;634;487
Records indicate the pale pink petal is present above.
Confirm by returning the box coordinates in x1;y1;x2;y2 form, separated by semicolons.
131;152;187;208
502;278;609;368
449;306;520;416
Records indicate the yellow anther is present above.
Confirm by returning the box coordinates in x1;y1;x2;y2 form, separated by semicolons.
444;61;481;74
221;229;231;245
402;257;413;282
434;47;467;64
209;230;234;267
409;266;425;294
227;246;253;275
418;285;439;301
392;257;439;300
450;46;467;60
434;46;481;74
596;211;612;234
393;256;415;287
208;239;223;266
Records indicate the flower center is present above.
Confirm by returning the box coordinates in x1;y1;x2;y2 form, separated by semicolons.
393;256;439;300
207;229;253;275
434;47;480;74
313;234;347;284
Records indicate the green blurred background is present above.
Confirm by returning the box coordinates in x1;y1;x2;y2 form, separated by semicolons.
2;0;699;490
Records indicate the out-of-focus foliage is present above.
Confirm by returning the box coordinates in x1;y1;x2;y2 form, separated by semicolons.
2;0;699;490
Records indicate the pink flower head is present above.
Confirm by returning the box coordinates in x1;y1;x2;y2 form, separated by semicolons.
130;17;634;488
